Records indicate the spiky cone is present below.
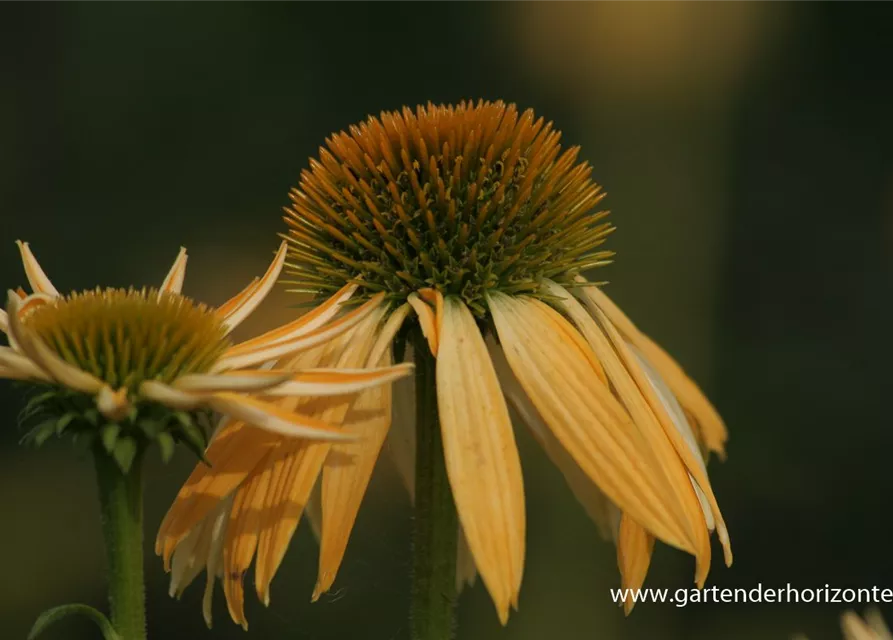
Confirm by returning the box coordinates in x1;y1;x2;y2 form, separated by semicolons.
162;100;732;635
2;240;412;639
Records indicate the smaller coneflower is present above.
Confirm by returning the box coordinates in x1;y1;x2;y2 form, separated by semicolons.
4;241;411;640
795;609;893;640
161;101;732;639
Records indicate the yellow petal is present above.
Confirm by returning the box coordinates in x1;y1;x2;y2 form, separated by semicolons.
223;460;274;629
207;393;359;442
217;277;259;317
581;291;732;568
230;283;357;353
96;385;131;421
408;292;439;356
314;306;403;598
140;380;206;410
216;293;385;371
487;291;694;554
0;308;8;335
156;422;280;566
220;241;288;333
264;363;413;397
489;341;618;541
202;497;232;628
577;281;728;458
865;609;893;640
842;611;889;640
160;246;188;295
437;297;524;624
253;440;330;606
0;346;51;382
174;371;293;393
16;240;59;296
616;513;655;615
544;281;711;582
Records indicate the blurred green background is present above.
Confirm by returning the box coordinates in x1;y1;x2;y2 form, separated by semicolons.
1;3;892;639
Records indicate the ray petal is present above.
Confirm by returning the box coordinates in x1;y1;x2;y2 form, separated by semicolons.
220;241;288;333
577;280;728;457
0;346;51;382
544;280;710;582
16;240;59;296
215;293;385;371
487;291;694;554
314;306;409;599
264;363;413;397
207;393;359;442
140;380;207;410
437;296;525;624
160;246;188;295
173;371;293;393
616;513;655;615
225;283;357;353
408;293;439;356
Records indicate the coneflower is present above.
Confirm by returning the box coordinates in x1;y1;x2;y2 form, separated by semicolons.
3;241;411;640
161;100;731;637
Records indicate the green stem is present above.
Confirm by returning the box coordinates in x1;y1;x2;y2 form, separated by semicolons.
410;337;458;640
93;449;146;640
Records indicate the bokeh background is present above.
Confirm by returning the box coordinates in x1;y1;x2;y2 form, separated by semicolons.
2;3;892;639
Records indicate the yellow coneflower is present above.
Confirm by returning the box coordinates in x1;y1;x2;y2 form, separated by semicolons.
2;240;410;461
1;240;411;640
160;100;732;634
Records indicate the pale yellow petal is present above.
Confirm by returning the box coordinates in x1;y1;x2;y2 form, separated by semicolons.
96;385;131;421
207;393;358;442
16;240;59;296
437;297;524;624
202;496;232;628
0;346;51;382
220;241;288;333
230;283;357;353
544;280;711;582
216;293;385;371
0;308;8;335
140;380;206;410
577;280;728;457
487;291;694;554
174;371;293;393
842;611;886;640
580;290;732;568
489;340;617;541
616;513;655;615
160;246;188;295
315;306;399;598
264;363;413;397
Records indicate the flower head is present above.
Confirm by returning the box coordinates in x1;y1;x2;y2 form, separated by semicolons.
1;241;411;471
161;100;732;628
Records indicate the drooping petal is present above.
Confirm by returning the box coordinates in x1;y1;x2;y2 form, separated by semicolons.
580;290;732;567
156;422;281;567
314;306;409;599
229;283;357;353
616;513;655;615
489;341;618;541
207;393;359;442
577;280;728;458
96;385;131;421
220;241;288;333
487;291;695;555
437;296;525;624
16;240;59;297
263;364;413;397
842;610;892;640
202;497;232;628
215;293;385;371
173;371;294;393
544;280;711;583
223;459;274;629
160;247;188;295
0;308;8;335
7;292;104;394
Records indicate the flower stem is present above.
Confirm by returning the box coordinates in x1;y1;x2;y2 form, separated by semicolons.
410;338;458;640
93;449;147;640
